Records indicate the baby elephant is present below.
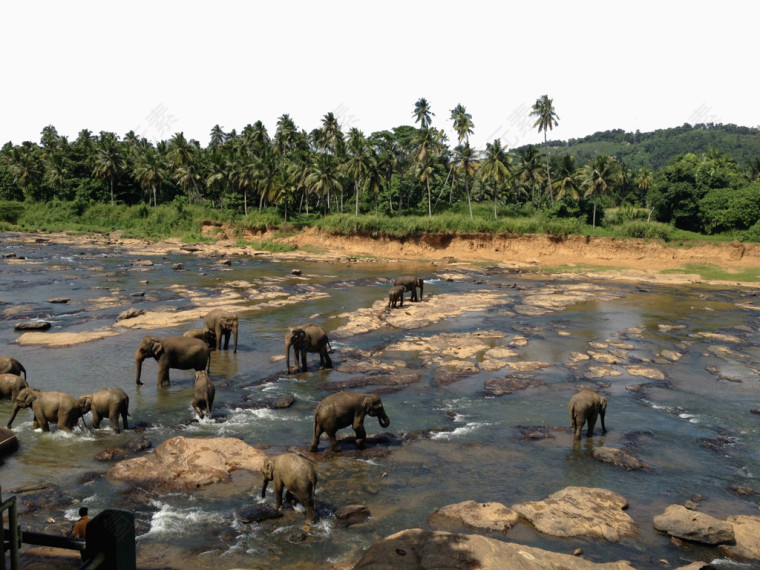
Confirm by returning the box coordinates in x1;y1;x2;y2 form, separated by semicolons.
192;370;215;419
568;390;607;440
77;387;130;433
311;391;390;452
261;452;317;523
7;388;82;433
0;373;29;402
387;285;405;309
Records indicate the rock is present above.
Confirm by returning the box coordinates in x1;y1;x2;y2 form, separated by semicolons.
719;514;760;561
428;500;519;532
46;297;70;304
0;427;19;457
291;269;302;275
512;487;637;541
351;528;635;569
14;321;51;331
653;505;734;545
592;447;650;470
106;436;267;492
180;244;201;252
624;366;666;381
219;259;232;266
116;308;145;321
172;263;184;270
132;259;154;266
334;504;371;527
483;376;544;396
130;291;145;297
236;504;283;523
237;395;295;410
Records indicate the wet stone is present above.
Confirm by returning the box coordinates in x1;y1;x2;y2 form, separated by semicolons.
334;504;371;527
46;297;70;303
483;377;544;396
592;447;650;471
117;307;145;321
14;321;51;331
237;504;283;523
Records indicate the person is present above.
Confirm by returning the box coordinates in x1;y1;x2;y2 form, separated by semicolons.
71;506;91;539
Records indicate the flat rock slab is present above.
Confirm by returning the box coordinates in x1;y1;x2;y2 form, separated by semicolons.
352;528;635;569
720;514;760;561
14;321;52;331
592;447;650;471
428;500;519;532
512;486;637;541
236;504;283;523
653;505;734;545
334;504;371;527
107;436;266;492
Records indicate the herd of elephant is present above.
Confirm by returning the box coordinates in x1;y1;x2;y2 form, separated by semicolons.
1;274;608;522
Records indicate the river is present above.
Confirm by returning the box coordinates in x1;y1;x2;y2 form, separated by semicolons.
1;232;759;569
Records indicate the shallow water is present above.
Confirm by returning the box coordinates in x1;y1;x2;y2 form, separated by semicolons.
2;233;760;568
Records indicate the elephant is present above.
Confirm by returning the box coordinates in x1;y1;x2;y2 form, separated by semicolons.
183;328;216;348
569;390;607;440
7;388;82;433
191;370;215;419
261;452;318;523
285;324;332;374
311;391;390;452
0;357;26;379
0;374;29;402
203;308;238;353
135;335;211;388
393;276;424;302
387;285;405;309
77;387;129;433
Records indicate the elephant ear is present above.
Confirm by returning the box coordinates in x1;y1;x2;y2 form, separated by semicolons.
263;460;274;479
78;395;93;411
362;396;375;414
151;339;164;357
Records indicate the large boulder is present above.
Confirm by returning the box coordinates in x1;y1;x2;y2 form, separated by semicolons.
512;487;637;541
351;528;635;569
106;436;266;491
428;500;519;532
653;505;734;545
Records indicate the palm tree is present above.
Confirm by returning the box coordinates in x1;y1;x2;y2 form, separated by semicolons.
167;132;200;203
320;112;344;155
450;104;474;144
274;114;298;157
634;167;655;220
343;128;371;216
530;95;559;205
413;98;435;129
92;132;124;206
208;125;226;151
479;139;511;219
516;145;543;207
205;151;230;209
552;155;580;201
579;154;622;229
306;153;342;217
133;145;167;207
454;143;480;219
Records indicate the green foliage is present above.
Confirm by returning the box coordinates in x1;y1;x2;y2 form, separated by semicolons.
616;221;672;241
699;184;760;234
0;201;24;223
661;263;760;282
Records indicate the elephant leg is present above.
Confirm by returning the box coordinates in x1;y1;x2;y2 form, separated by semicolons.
158;363;170;387
586;412;598;437
274;481;284;510
354;425;367;449
108;411;121;433
310;428;322;452
121;409;129;431
327;430;341;452
304;494;316;522
299;349;308;373
321;348;332;369
222;331;230;350
572;414;584;440
91;410;102;429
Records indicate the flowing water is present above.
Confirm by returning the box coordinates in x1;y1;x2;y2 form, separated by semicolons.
2;233;760;569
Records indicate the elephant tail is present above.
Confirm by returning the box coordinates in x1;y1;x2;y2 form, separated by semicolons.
19;364;26;379
327;339;334;354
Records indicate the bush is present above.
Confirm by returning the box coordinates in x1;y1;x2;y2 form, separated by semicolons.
0;201;24;224
617;221;671;241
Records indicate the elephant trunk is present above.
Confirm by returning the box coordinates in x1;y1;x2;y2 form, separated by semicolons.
261;478;269;498
419;281;423;300
233;322;238;353
378;413;390;429
135;349;145;386
7;403;21;428
285;337;293;373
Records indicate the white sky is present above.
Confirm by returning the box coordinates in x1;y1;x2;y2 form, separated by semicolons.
2;0;757;151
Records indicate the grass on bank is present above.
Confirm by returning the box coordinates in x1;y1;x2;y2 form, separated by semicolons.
661;263;760;282
0;198;753;247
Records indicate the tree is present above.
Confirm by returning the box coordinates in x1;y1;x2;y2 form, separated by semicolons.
167;132;200;203
305;153;342;216
343;128;371;216
454;143;480;219
479;139;511;219
530;95;559;205
133;145;167;207
320;112;344;156
92;132;124;206
448;104;474;204
413;98;435;129
208;125;227;151
552;155;580;201
579;154;622;228
515;145;543;207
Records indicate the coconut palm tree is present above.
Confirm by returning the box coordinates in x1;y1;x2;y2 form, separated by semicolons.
454;143;480;219
92;132;124;206
479;139;511;219
208;125;227;151
320;112;344;156
133;145;167;207
552;155;580;201
343;128;371;216
530;95;559;206
634;167;655;221
167;132;201;203
515;145;543;207
580;154;622;229
413;98;435;129
450;104;474;144
306;153;342;217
